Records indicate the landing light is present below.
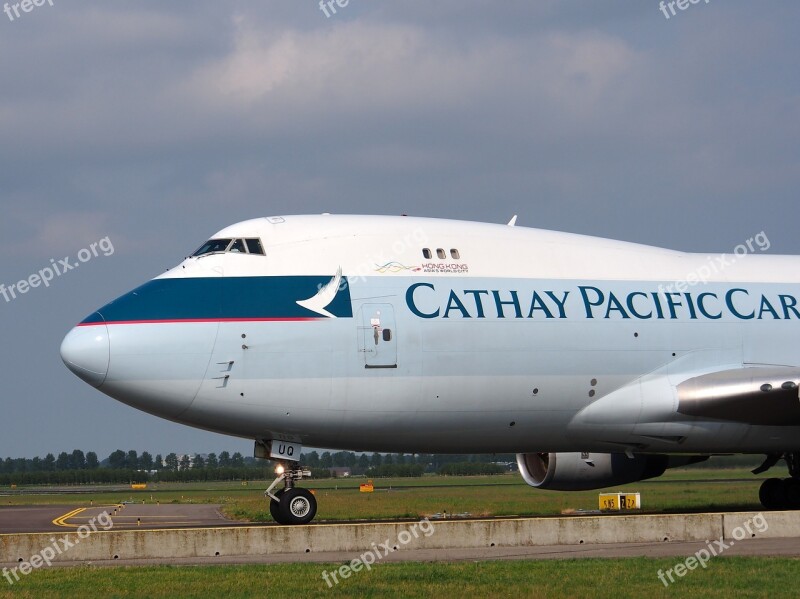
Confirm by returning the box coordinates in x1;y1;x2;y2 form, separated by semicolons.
275;465;285;475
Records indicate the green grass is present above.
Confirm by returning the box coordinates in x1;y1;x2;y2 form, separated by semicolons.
0;558;797;598
0;470;790;597
225;469;769;522
1;468;773;523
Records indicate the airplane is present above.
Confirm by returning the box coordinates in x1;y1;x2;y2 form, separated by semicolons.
60;214;800;524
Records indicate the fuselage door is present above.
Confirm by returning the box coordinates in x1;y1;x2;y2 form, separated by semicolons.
359;304;397;369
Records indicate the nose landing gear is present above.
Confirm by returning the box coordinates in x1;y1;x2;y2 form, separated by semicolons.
255;439;317;525
265;462;317;525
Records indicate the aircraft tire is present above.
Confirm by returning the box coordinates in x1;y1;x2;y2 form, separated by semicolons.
784;478;800;509
278;488;317;525
759;478;787;509
269;489;286;524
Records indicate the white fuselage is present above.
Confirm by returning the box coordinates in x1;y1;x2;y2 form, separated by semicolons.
60;215;800;455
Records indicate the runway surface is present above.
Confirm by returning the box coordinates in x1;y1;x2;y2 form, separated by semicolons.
0;504;236;534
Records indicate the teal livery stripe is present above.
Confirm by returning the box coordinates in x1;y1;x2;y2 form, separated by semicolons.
78;276;352;325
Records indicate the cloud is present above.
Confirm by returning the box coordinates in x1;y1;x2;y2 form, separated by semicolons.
175;19;640;129
0;209;110;258
1;1;799;457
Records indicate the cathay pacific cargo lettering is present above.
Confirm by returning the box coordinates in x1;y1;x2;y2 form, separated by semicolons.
406;284;800;321
60;215;800;524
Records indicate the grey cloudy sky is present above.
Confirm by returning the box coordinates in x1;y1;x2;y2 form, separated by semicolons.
1;1;798;459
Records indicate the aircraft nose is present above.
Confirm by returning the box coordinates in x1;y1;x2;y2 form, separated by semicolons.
60;318;110;388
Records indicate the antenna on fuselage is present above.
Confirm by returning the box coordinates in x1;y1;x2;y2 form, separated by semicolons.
507;215;518;226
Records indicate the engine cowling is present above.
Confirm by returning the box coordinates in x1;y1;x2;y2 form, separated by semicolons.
516;452;707;491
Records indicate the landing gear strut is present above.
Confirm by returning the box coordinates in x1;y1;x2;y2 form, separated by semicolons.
265;462;317;525
758;452;800;510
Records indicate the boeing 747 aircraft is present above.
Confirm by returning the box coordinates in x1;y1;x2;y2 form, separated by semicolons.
61;215;800;524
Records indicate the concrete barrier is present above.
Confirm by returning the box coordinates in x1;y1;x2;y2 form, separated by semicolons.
722;511;800;539
1;511;798;564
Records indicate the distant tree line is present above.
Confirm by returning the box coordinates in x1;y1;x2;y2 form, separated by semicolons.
0;450;250;474
301;451;517;474
1;450;100;473
0;449;517;486
439;462;507;476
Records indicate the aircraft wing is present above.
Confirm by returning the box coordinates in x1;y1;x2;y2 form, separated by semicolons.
569;365;800;451
676;366;800;426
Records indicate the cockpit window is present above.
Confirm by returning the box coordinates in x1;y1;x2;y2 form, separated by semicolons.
229;239;247;253
191;237;266;257
192;238;232;256
246;238;265;255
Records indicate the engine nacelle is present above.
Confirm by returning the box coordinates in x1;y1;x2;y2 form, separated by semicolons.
516;452;707;491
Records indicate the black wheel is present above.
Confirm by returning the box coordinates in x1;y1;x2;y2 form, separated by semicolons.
784;478;800;509
759;477;786;509
269;489;286;524
278;488;317;525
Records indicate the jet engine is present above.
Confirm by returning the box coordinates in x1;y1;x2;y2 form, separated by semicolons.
516;452;708;491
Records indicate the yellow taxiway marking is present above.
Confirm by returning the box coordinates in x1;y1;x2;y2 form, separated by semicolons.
52;505;121;528
51;506;211;528
52;507;86;528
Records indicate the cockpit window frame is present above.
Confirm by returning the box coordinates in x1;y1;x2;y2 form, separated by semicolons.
191;237;266;258
245;238;265;255
191;238;233;257
228;239;247;254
